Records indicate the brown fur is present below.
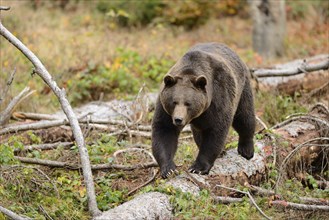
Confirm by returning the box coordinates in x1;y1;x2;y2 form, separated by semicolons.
152;43;256;178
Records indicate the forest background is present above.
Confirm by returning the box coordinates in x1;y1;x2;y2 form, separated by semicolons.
0;0;328;219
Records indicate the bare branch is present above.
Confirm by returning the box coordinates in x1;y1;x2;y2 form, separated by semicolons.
253;59;329;77
270;115;329;130
271;200;329;211
113;147;156;162
275;137;329;189
307;81;329;99
14;142;73;153
91;161;157;171
299;197;329;206
214;196;243;204
0;6;10;11
127;169;158;196
216;184;271;220
38;205;54;220
0;21;100;216
13;112;62;120
0;205;31;220
14;156;158;171
255;115;268;133
0;87;35;126
0;119;69;135
13;111;191;131
15;156;76;168
310;102;329;115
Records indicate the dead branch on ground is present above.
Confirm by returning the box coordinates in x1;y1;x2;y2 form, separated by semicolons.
275;137;329;190
270;200;329;212
127;169;158;196
0;87;35;126
14;142;73;153
253;59;329;77
14;156;158;171
0;13;100;216
216;184;271;220
0;205;31;220
0;6;10;11
253;55;329;94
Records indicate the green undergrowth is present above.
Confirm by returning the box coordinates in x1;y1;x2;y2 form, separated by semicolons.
66;47;174;105
255;91;308;126
1;128;328;219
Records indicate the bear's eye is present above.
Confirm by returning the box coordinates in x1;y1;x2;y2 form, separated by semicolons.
184;102;191;107
173;101;178;105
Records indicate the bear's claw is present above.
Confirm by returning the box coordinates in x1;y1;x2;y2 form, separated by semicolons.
160;163;178;179
188;163;211;175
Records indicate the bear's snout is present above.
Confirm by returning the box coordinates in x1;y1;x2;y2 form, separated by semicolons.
174;117;184;126
173;105;187;127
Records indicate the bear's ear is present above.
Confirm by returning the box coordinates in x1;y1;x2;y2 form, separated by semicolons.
163;74;176;87
193;75;207;90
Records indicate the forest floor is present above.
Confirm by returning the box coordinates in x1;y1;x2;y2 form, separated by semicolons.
0;1;328;220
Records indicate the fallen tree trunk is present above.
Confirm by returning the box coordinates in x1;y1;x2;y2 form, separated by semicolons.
94;192;173;220
253;54;329;94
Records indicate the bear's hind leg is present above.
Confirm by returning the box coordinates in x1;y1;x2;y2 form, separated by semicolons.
233;81;255;160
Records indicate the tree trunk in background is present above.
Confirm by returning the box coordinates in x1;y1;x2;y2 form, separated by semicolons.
249;0;286;58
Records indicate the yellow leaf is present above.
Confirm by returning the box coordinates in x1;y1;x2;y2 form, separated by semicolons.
79;186;86;197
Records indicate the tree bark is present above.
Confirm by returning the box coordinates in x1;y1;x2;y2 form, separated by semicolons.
94;192;173;220
253;54;329;94
249;0;286;58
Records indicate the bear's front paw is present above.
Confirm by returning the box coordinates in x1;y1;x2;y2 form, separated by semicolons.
188;161;212;175
238;140;254;160
160;163;178;179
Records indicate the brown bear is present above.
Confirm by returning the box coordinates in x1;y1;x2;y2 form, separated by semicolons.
152;42;255;178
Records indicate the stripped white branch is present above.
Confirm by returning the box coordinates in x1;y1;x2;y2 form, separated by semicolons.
216;184;271;220
253;59;329;77
0;87;35;126
271;200;329;211
0;21;100;216
0;6;10;11
0;205;31;220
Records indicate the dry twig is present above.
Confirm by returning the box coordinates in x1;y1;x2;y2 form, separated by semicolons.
14;156;158;171
275;137;329;190
270;115;329;130
0;205;31;220
310;102;329;115
0;6;10;10
270;200;329;211
0;87;35;126
216;184;271;220
14;142;73;153
113;147;156;162
38;205;54;220
127;169;158;196
214;196;243;204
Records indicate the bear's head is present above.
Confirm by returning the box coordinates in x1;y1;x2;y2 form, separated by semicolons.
160;73;210;127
